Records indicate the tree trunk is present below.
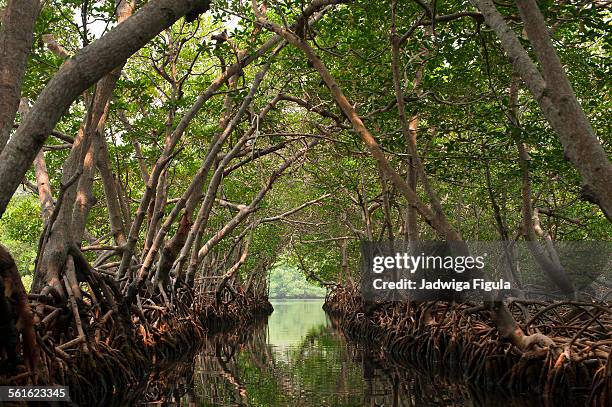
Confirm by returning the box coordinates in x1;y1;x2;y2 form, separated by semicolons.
141;62;274;287
18;98;54;224
390;1;424;241
0;245;39;373
0;0;40;151
174;93;284;285
76;0;135;246
508;74;575;296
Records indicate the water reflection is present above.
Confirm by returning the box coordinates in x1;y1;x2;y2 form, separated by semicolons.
138;300;544;406
267;299;329;348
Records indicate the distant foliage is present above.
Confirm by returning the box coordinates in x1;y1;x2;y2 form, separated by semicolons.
269;263;327;299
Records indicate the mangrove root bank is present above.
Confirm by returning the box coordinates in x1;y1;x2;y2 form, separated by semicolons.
0;247;272;406
324;286;612;406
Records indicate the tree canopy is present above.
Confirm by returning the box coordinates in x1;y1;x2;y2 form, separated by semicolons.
1;0;610;288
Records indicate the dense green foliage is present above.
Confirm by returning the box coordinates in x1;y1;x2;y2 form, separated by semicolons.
0;194;41;276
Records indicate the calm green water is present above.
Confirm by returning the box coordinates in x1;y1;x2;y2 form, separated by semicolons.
134;299;549;406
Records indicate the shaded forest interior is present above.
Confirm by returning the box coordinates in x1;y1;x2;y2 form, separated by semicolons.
0;0;610;405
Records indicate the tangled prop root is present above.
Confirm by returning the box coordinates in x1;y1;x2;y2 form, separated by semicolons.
324;286;611;406
198;286;273;331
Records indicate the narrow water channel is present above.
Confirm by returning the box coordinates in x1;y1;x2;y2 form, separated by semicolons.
132;299;546;406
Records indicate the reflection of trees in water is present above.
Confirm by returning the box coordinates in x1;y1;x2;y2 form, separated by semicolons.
188;326;267;406
186;322;363;406
108;349;201;406
134;320;543;406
